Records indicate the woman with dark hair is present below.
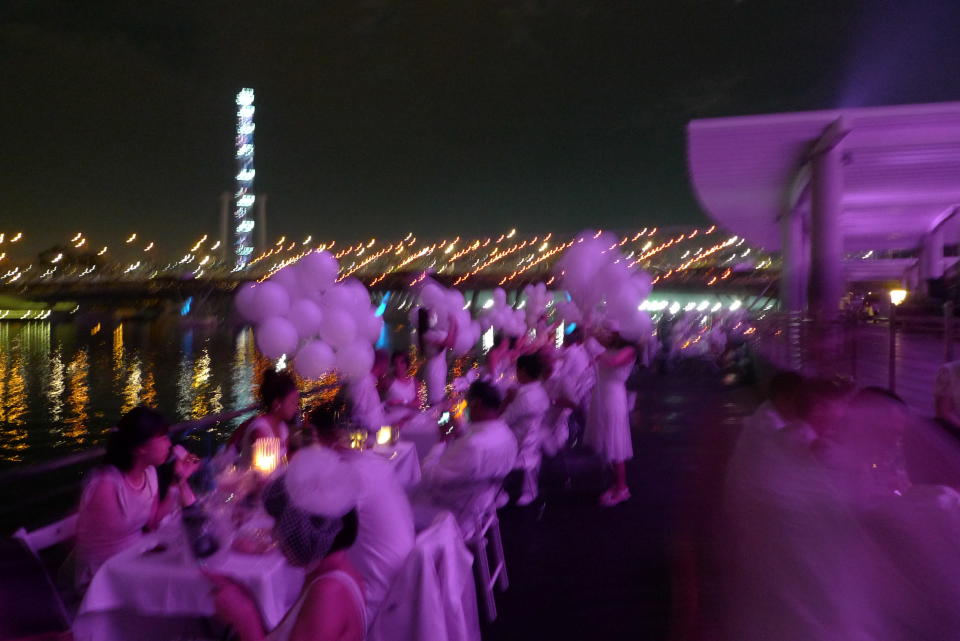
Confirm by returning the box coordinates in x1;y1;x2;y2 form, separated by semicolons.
206;447;365;641
585;326;638;507
237;369;300;464
75;406;199;587
417;307;457;406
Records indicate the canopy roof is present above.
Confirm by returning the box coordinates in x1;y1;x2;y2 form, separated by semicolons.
687;102;960;253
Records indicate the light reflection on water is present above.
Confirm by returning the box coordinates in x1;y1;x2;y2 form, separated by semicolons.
0;321;259;467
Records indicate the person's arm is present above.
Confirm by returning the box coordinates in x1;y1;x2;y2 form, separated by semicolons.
599;346;635;368
80;475;128;540
290;577;352;641
423;439;477;488
150;459;198;529
205;571;266;641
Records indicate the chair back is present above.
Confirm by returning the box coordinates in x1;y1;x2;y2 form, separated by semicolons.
0;537;72;640
368;511;480;641
14;514;78;557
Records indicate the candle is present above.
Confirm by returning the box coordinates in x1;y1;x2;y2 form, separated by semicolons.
375;426;393;446
252;437;281;475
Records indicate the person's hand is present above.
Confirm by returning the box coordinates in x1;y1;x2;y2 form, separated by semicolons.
173;453;201;481
203;571;263;632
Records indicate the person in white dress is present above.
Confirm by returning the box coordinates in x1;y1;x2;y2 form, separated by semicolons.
75;407;198;589
585;329;637;507
233;369;299;465
483;333;518;394
207;447;365;641
418;308;457;406
383;350;420;426
306;396;416;624
416;381;519;536
501;354;552;506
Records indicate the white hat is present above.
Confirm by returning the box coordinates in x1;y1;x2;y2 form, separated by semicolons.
283;446;361;518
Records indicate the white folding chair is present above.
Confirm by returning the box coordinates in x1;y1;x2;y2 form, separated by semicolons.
465;498;509;622
14;514;78;557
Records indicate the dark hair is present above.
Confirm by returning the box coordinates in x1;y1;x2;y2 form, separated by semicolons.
796;378;850;422
467;381;502;411
417;308;430;352
769;371;803;401
391;350;410;367
104;406;169;471
330;509;359;552
259;369;298;411
306;392;352;441
516;353;544;380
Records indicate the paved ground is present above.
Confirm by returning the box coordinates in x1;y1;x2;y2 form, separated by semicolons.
483;370;759;641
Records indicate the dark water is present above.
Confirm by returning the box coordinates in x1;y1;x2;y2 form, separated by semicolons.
0;319;264;468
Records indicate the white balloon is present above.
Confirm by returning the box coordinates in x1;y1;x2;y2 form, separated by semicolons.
336;340;375;382
320;285;352;313
360;313;384;344
253;281;291;318
255;316;299;359
287;299;324;339
269;265;301;300
420;283;446;311
233;282;263;323
339;278;372;313
296;251;339;295
294;340;336;379
319;309;357;347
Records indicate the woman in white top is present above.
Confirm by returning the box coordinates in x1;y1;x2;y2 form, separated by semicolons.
383;351;419;425
207;447;365;641
417;308;457;406
236;369;299;464
75;406;199;588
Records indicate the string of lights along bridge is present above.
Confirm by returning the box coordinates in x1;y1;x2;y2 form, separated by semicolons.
0;225;776;290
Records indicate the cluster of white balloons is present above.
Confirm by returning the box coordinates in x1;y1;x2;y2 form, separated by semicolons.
234;251;383;382
553;230;654;342
410;279;483;356
477;288;527;337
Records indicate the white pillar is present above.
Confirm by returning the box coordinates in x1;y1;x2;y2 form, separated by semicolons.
922;228;945;281
780;208;806;312
809;144;844;320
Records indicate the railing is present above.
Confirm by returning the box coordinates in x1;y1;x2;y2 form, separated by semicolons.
751;303;959;416
0;405;258;533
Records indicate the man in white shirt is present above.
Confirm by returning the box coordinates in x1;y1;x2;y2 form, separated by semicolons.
501;354;551;506
417;381;518;535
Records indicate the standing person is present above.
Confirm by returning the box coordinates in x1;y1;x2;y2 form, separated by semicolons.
484;333;518;394
418;308;457;407
382;350;420;426
233;369;299;465
75;406;199;588
501;354;551;506
585;328;637;507
346;351;387;433
543;327;595;453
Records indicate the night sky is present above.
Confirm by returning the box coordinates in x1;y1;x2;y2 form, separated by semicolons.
4;1;960;255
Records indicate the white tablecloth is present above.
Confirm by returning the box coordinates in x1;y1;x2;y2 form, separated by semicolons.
73;533;303;641
376;440;421;488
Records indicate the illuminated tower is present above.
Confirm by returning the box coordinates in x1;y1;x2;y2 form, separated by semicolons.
233;88;256;270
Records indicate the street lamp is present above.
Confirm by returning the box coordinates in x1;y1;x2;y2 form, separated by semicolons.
889;289;907;306
888;288;908;392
